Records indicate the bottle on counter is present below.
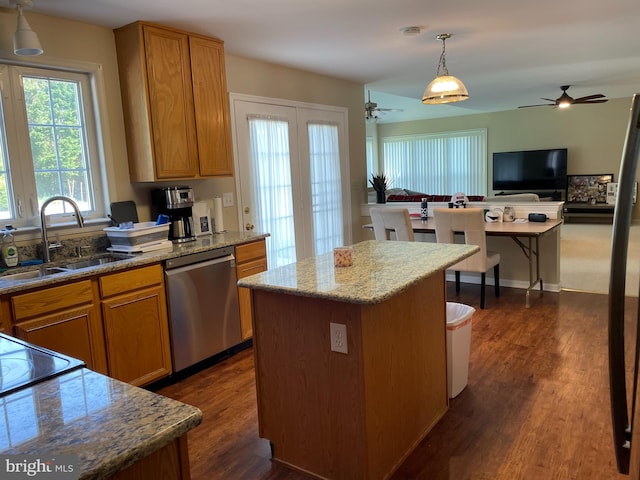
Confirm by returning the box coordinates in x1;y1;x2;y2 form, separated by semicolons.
420;197;429;220
1;225;19;268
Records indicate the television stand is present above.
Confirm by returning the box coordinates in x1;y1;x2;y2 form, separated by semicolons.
563;203;614;224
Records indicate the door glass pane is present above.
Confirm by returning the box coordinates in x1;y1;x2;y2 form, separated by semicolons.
248;118;296;268
23;76;94;212
308;122;343;255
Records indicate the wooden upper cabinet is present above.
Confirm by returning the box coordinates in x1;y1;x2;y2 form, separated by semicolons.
114;21;233;181
190;36;233;176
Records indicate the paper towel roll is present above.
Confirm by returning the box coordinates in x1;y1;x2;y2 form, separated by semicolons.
213;197;224;233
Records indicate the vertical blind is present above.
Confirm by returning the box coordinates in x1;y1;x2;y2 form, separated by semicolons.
382;129;487;195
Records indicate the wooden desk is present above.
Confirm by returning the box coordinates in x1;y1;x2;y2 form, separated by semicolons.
365;218;563;308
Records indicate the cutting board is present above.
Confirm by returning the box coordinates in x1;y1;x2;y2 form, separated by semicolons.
109;201;139;225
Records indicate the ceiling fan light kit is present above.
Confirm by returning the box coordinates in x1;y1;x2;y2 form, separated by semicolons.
518;85;608;109
364;90;403;121
422;33;468;105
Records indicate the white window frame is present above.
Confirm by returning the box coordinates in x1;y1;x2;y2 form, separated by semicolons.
0;61;110;230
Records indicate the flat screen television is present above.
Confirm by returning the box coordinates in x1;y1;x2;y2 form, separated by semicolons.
492;148;568;191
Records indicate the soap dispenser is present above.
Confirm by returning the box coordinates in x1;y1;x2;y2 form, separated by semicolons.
1;225;19;268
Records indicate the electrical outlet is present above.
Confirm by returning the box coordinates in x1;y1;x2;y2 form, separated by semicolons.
330;322;348;354
223;192;234;207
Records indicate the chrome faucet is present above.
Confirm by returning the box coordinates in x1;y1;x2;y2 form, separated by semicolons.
40;196;85;263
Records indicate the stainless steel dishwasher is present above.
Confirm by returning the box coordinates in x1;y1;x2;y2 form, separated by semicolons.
164;246;242;371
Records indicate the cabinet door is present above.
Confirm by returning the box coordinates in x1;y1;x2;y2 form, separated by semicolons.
102;285;172;386
14;306;100;371
11;280;107;373
189;36;233;176
236;240;268;340
143;25;199;179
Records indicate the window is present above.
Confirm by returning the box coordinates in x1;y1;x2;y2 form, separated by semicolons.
366;135;374;179
0;64;105;226
381;129;487;195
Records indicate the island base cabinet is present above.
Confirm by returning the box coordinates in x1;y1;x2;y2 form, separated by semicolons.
251;272;447;480
112;434;191;480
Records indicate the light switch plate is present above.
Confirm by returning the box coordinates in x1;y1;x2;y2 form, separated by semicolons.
223;192;234;207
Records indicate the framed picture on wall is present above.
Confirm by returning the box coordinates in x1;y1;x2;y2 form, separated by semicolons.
566;174;614;203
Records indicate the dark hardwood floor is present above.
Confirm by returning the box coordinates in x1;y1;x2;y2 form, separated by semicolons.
157;284;635;479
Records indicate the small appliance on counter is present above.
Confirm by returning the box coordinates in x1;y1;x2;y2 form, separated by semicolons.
152;186;196;243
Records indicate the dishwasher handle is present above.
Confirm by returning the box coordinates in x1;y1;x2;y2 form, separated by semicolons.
165;254;236;276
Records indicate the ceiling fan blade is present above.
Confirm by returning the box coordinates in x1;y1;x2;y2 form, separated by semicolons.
541;98;557;103
574;98;609;104
573;94;606;102
377;108;404;112
518;103;555;108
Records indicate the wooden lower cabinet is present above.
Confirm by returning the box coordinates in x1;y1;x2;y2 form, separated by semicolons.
100;264;172;386
235;239;267;340
112;434;191;480
6;262;171;387
11;280;107;373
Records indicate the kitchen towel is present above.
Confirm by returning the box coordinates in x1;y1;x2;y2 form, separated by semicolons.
213;197;225;233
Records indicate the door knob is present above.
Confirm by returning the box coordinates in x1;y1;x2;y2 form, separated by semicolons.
245;223;254;231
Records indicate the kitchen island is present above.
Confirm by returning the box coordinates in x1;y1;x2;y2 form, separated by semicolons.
0;366;202;479
238;240;478;480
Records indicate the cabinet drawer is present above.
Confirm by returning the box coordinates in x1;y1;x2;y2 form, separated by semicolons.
235;240;266;264
12;280;93;321
100;264;163;298
237;258;268;279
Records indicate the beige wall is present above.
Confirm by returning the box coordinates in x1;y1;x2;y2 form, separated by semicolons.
0;10;367;242
374;98;636;217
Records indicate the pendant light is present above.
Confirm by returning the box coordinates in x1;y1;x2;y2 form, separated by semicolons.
422;33;468;104
13;0;43;57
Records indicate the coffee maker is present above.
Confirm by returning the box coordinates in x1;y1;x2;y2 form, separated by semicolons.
152;186;196;243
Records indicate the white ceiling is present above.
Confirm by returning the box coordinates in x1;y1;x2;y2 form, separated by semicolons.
21;0;640;123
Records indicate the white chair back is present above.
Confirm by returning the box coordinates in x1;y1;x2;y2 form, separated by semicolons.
433;208;491;272
370;208;414;241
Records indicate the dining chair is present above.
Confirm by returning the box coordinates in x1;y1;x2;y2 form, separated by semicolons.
433;207;500;309
370;207;415;241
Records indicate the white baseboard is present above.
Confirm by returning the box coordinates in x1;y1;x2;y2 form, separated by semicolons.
446;272;561;293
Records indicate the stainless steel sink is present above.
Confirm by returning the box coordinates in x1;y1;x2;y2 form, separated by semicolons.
59;253;135;271
2;266;68;281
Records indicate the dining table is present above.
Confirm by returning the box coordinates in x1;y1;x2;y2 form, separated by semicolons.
364;216;563;308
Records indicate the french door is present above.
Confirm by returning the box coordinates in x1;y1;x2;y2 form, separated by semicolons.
231;95;351;268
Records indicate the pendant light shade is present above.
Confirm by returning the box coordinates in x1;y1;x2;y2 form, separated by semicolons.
422;33;468;105
13;3;43;57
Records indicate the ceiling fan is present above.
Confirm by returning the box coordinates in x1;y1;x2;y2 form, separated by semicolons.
518;85;608;109
365;91;403;120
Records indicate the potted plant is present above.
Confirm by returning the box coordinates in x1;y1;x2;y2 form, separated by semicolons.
369;173;389;204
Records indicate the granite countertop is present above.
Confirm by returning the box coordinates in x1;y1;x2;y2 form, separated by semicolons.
0;231;269;295
0;368;202;480
237;240;479;304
